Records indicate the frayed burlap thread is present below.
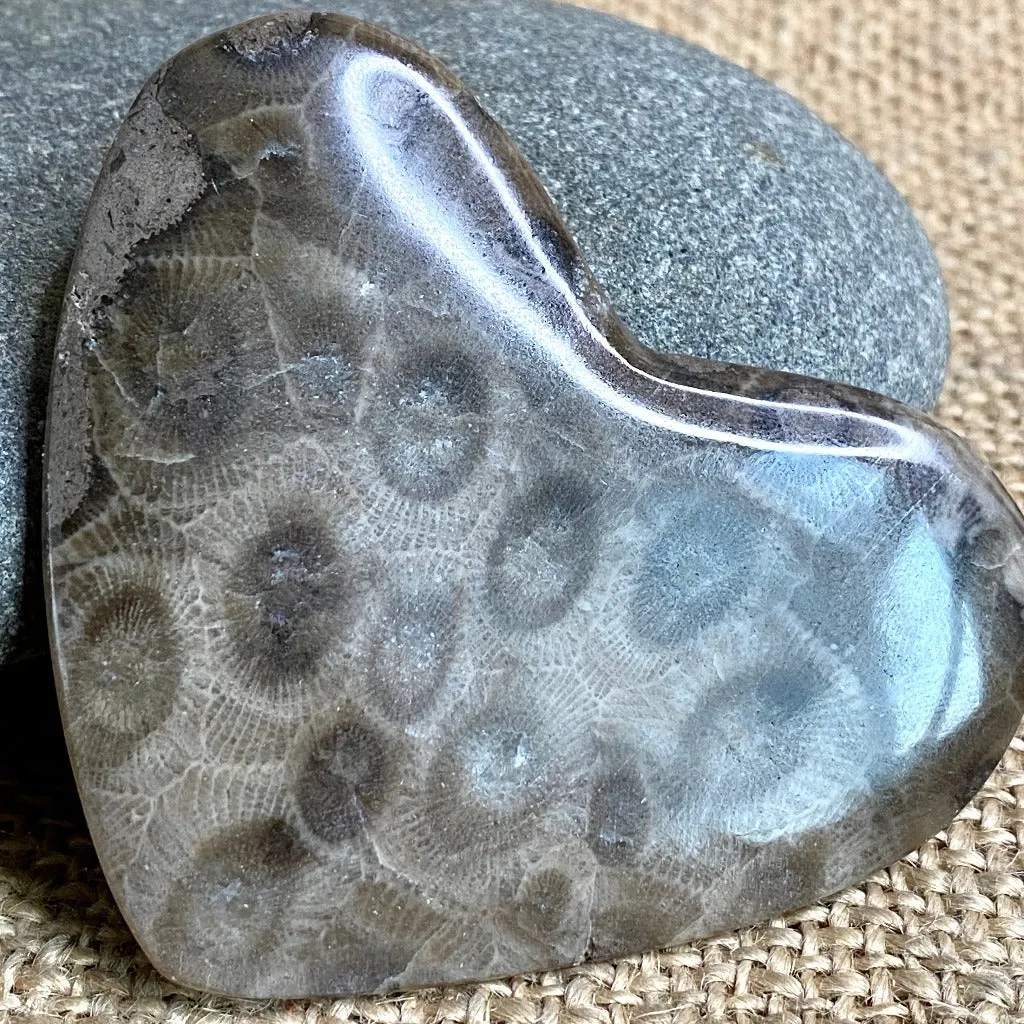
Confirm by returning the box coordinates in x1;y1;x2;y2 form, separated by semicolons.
3;0;1023;1021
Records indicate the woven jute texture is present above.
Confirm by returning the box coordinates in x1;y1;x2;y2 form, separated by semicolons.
3;0;1024;1021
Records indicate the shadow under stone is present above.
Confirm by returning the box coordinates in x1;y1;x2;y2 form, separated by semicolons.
0;657;134;952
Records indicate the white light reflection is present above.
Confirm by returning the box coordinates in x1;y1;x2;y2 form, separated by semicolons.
339;53;928;462
877;519;983;755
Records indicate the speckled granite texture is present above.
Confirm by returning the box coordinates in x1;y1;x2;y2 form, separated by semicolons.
0;0;947;664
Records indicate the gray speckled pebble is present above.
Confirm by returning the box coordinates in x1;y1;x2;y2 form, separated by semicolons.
1;0;948;664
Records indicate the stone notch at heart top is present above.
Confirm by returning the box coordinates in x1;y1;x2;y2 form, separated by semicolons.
45;11;1024;1000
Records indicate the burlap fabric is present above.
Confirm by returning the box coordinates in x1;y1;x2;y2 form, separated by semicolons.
3;0;1023;1020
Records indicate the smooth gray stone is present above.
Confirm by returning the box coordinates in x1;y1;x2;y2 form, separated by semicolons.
1;0;948;664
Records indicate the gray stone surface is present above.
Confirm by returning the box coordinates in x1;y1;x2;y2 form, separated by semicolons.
2;0;948;663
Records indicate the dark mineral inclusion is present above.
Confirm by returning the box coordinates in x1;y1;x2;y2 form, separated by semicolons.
45;11;1024;1000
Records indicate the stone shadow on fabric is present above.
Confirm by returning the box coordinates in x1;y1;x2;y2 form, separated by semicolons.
0;657;135;953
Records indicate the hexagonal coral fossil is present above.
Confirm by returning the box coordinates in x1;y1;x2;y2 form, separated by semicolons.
45;9;1024;1000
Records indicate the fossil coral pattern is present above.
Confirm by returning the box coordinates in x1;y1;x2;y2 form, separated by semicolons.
45;12;1024;999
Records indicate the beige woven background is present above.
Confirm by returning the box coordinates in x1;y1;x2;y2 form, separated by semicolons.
3;0;1024;1021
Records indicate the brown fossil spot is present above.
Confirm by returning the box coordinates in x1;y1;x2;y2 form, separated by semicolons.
296;717;395;843
486;472;599;630
224;506;349;690
370;339;488;501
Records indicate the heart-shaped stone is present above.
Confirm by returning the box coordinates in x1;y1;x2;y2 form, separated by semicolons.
45;11;1024;1000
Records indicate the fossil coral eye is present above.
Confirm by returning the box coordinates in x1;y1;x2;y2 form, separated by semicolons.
585;760;652;866
486;473;599;630
225;509;348;689
370;342;488;501
70;580;182;757
160;818;311;974
296;718;393;843
93;260;276;455
514;868;573;936
629;481;804;645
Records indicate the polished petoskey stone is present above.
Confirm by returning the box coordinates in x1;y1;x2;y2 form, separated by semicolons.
45;10;1024;999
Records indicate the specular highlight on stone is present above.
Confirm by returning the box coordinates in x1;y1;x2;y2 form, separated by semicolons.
45;11;1024;1000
